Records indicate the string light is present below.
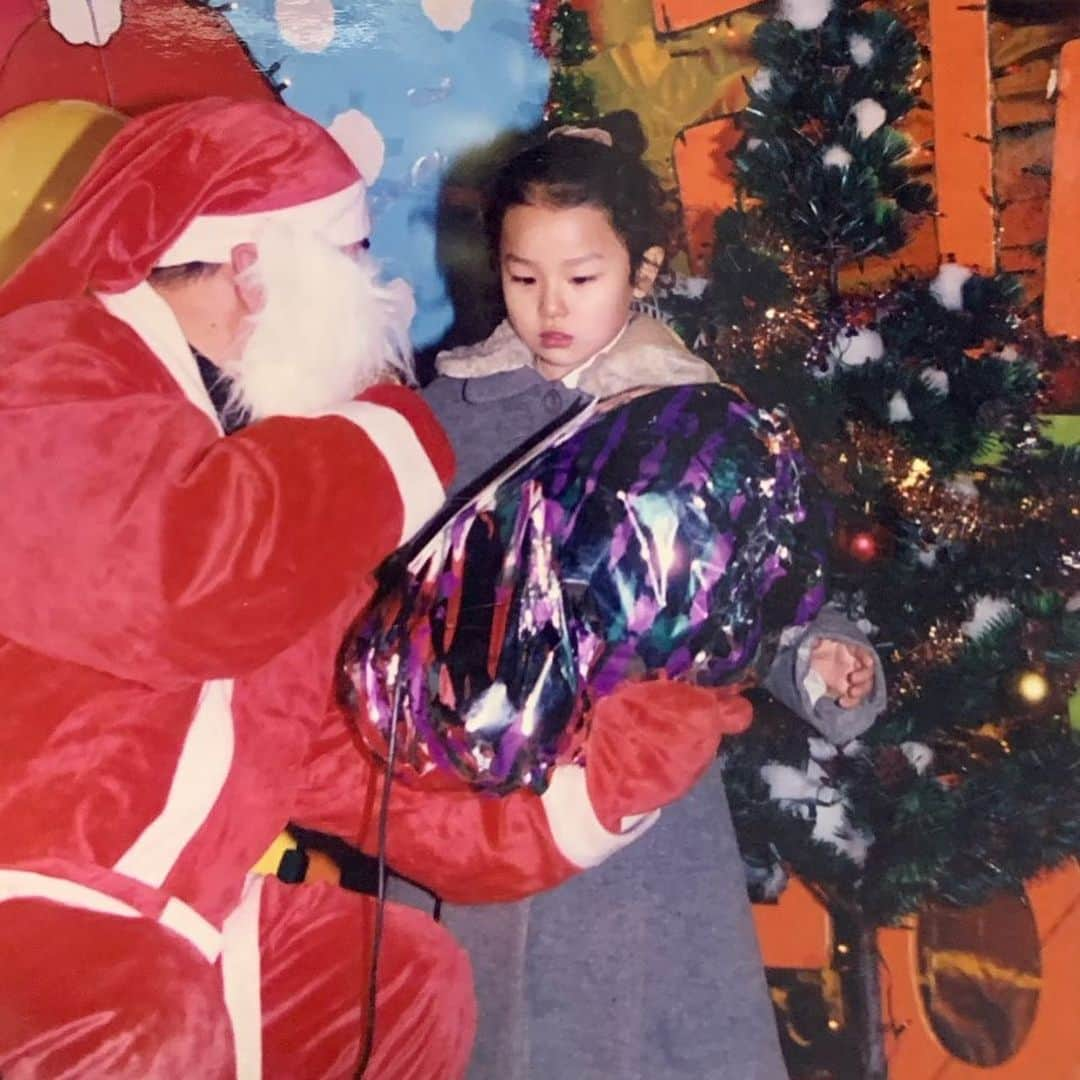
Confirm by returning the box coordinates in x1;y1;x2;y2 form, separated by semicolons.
1015;670;1051;705
893;620;967;698
829;423;1080;547
898;457;931;490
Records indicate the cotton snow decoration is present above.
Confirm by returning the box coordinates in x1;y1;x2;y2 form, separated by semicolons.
823;145;853;170
849;33;874;66
929;263;973;311
961;596;1016;640
851;98;886;139
888;391;913;423
919;367;950;395
831;327;884;368
780;0;833;31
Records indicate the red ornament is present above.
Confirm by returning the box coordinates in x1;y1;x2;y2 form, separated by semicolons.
849;530;879;562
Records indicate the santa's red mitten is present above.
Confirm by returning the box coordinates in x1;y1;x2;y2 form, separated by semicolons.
584;678;752;834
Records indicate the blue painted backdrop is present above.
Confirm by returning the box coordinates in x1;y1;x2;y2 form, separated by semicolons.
225;0;548;348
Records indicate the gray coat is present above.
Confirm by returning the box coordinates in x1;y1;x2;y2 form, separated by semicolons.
421;319;882;1079
444;769;787;1080
422;364;587;499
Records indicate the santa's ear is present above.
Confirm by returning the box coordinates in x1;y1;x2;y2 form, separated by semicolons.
633;245;665;299
230;242;265;314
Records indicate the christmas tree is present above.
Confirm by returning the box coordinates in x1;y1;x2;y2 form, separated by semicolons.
663;0;1080;1075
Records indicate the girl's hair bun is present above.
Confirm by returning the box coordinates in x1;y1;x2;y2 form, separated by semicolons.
595;110;647;159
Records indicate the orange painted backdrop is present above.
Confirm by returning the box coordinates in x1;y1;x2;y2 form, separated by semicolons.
753;863;1080;1078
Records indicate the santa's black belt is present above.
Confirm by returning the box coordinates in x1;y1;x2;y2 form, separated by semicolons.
276;823;443;921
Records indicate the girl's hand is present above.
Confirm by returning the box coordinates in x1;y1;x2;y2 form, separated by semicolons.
809;638;876;708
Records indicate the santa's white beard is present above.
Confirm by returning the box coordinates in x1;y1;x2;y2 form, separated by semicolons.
227;224;413;421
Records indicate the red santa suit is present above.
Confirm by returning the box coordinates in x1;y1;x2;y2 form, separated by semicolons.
0;98;749;1079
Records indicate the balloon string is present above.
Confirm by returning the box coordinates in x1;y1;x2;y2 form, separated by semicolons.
354;664;403;1078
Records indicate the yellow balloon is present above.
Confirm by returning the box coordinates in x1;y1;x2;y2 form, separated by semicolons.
0;100;127;285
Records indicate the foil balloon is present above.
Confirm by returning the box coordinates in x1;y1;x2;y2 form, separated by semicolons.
0;99;127;285
340;384;821;794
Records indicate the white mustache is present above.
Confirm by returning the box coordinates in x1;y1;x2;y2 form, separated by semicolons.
227;223;414;421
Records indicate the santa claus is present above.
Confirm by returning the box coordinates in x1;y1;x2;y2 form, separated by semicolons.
0;97;747;1078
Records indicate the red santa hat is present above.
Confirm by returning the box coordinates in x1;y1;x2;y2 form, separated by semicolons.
0;96;368;317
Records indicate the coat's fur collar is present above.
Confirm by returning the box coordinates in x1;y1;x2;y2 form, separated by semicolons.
435;314;718;397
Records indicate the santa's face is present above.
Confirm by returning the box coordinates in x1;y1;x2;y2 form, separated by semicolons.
227;225;413;420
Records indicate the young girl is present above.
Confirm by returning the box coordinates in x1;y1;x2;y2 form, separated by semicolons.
424;113;883;1078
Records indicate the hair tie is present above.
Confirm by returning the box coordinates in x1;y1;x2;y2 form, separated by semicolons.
547;125;613;148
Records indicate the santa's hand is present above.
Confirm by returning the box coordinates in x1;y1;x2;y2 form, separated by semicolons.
810;638;876;708
583;678;751;834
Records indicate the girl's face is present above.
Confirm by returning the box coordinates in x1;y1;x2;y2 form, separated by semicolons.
499;201;640;381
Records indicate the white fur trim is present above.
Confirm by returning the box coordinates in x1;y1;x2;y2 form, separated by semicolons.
160;897;222;962
540;764;660;869
435;318;533;379
221;875;264;1080
0;868;140;920
323;401;444;544
435;315;716;399
158;180;369;267
114;680;236;887
0;869;224;961
97;284;223;432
